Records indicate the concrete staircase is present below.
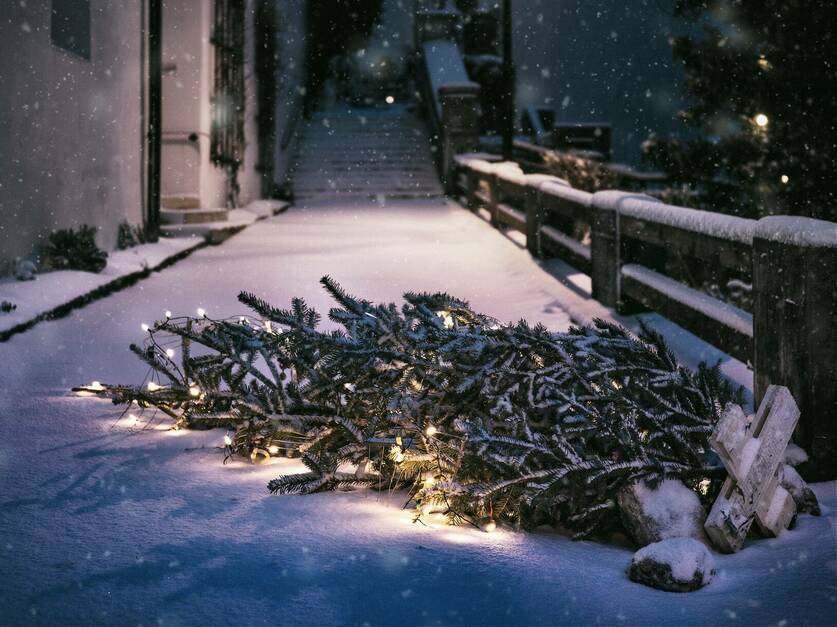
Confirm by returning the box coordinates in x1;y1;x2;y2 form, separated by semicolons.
290;104;444;203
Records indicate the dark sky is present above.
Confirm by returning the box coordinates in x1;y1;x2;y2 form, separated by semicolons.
510;0;693;165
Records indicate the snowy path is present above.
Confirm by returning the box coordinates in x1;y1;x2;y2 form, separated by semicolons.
1;201;835;626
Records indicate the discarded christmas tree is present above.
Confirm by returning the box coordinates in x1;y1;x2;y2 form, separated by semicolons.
78;277;741;538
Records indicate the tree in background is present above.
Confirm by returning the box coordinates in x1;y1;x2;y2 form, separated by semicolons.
643;0;836;221
306;0;384;107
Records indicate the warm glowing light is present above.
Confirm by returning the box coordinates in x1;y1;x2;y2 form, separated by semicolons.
483;519;497;533
141;323;150;332
165;310;172;319
165;348;175;358
385;95;395;104
780;174;789;184
425;425;438;437
197;308;206;318
754;113;769;128
224;434;233;446
424;476;436;487
147;381;161;391
250;448;271;465
189;385;201;397
268;445;279;455
437;310;455;329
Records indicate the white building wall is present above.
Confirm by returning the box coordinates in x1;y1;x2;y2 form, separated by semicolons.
0;0;145;261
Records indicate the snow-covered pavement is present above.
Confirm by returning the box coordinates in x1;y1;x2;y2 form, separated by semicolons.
1;200;835;625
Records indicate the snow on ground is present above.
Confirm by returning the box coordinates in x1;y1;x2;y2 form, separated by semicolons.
1;200;835;625
0;237;201;336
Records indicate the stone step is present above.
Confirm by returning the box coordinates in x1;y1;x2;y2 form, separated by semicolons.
160;207;228;225
161;195;201;210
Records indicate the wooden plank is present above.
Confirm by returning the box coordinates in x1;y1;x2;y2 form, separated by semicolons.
496;203;527;232
620;264;753;362
495;176;528;208
540;191;592;224
473;190;490;207
621;215;752;273
705;386;800;552
540;226;592;275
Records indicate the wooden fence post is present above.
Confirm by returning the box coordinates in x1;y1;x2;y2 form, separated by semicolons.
590;191;625;308
438;84;480;193
753;216;837;479
525;186;542;257
487;173;500;226
465;170;479;211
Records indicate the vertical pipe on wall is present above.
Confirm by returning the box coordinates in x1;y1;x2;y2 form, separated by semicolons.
146;0;162;239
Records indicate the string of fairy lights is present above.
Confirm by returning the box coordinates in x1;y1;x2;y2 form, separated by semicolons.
73;304;499;532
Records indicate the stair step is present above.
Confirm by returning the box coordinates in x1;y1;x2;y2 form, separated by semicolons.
161;195;201;209
160;207;228;225
291;101;441;200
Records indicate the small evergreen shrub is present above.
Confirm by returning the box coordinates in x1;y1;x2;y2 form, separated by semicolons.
41;225;108;273
117;221;148;250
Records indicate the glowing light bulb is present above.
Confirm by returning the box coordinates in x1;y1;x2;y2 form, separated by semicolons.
424;476;436;488
189;385;201;397
268;445;279;455
780;174;789;184
165;310;172;319
165;348;175;358
425;425;438;437
223;434;233;446
197;308;206;318
754;113;769;128
385;95;395;104
141;323;150;332
483;519;497;533
147;381;160;392
250;448;270;465
437;310;455;329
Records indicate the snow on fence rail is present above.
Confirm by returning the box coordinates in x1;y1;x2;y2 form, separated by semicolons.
452;155;837;476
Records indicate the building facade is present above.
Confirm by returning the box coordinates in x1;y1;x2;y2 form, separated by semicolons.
0;0;306;269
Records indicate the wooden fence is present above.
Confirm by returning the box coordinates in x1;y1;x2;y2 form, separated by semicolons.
452;156;837;477
413;1;836;476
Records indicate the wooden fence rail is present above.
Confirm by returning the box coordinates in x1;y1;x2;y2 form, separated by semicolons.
453;156;837;477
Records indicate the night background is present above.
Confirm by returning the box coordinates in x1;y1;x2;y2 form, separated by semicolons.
0;1;835;625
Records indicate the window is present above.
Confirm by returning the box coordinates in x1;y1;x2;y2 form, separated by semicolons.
51;0;91;60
